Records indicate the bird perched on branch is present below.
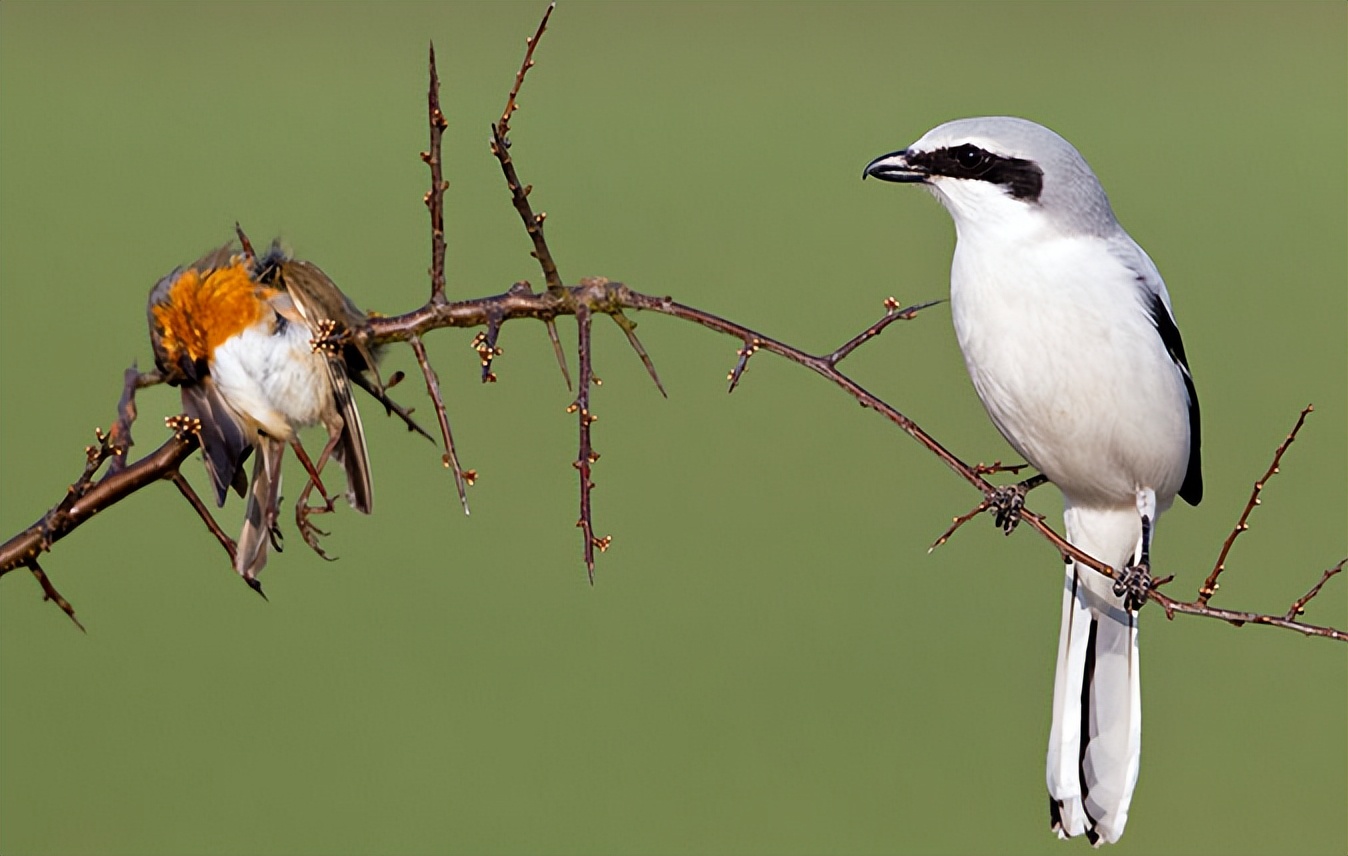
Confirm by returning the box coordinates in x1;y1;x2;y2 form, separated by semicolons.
147;236;378;594
865;117;1201;845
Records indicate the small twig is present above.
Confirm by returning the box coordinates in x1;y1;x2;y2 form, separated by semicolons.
408;334;471;514
107;366;158;473
727;339;760;393
1199;404;1313;604
929;498;991;553
496;3;555;142
928;473;1048;551
349;371;435;442
422;42;450;304
973;460;1031;476
75;430;117;499
27;560;84;632
168;471;237;565
827;298;944;366
486;3;570;392
569;303;609;582
1285;559;1345;621
730;297;938;394
490;6;562;296
471;332;500;382
470;308;505;383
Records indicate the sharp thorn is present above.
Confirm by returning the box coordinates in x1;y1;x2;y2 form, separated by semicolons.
545;319;572;390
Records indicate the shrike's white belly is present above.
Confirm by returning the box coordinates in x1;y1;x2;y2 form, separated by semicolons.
951;236;1190;509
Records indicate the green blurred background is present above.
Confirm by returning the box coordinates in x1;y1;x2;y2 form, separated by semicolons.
1;3;1343;854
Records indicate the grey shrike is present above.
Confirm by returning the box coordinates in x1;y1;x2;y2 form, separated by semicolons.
863;117;1201;845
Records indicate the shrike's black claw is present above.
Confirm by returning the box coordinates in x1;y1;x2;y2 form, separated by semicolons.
1114;563;1153;612
989;473;1049;535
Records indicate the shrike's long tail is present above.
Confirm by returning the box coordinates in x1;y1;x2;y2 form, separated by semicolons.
1047;504;1144;846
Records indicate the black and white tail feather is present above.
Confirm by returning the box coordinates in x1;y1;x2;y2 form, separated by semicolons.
1048;505;1147;846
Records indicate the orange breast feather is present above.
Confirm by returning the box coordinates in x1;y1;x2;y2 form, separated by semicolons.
153;262;276;365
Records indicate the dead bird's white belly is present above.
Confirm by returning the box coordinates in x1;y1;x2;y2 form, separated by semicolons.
211;318;331;440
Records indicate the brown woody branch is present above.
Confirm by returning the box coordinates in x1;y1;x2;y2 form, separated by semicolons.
492;2;560;295
568;300;610;581
2;5;1342;643
168;469;237;562
488;2;570;390
422;42;450;306
1198;404;1313;604
1152;584;1346;642
21;417;193;569
408;334;472;513
27;560;82;632
1286;560;1345;621
106;365;161;474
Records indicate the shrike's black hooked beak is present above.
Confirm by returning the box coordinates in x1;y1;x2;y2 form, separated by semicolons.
862;150;927;183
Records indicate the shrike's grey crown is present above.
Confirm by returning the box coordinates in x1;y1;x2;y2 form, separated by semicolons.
864;116;1120;236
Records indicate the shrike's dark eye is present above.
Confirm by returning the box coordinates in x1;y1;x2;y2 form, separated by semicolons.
955;145;986;169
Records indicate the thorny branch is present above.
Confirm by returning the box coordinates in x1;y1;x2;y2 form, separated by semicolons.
1;5;1342;642
409;335;472;513
568;300;611;581
107;366;160;474
27;561;82;632
1286;560;1345;621
168;470;237;563
489;2;570;390
418;41;472;513
2;414;201;621
423;43;450;306
1198;404;1313;605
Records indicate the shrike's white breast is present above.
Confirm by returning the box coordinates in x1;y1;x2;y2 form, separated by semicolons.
950;227;1190;509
